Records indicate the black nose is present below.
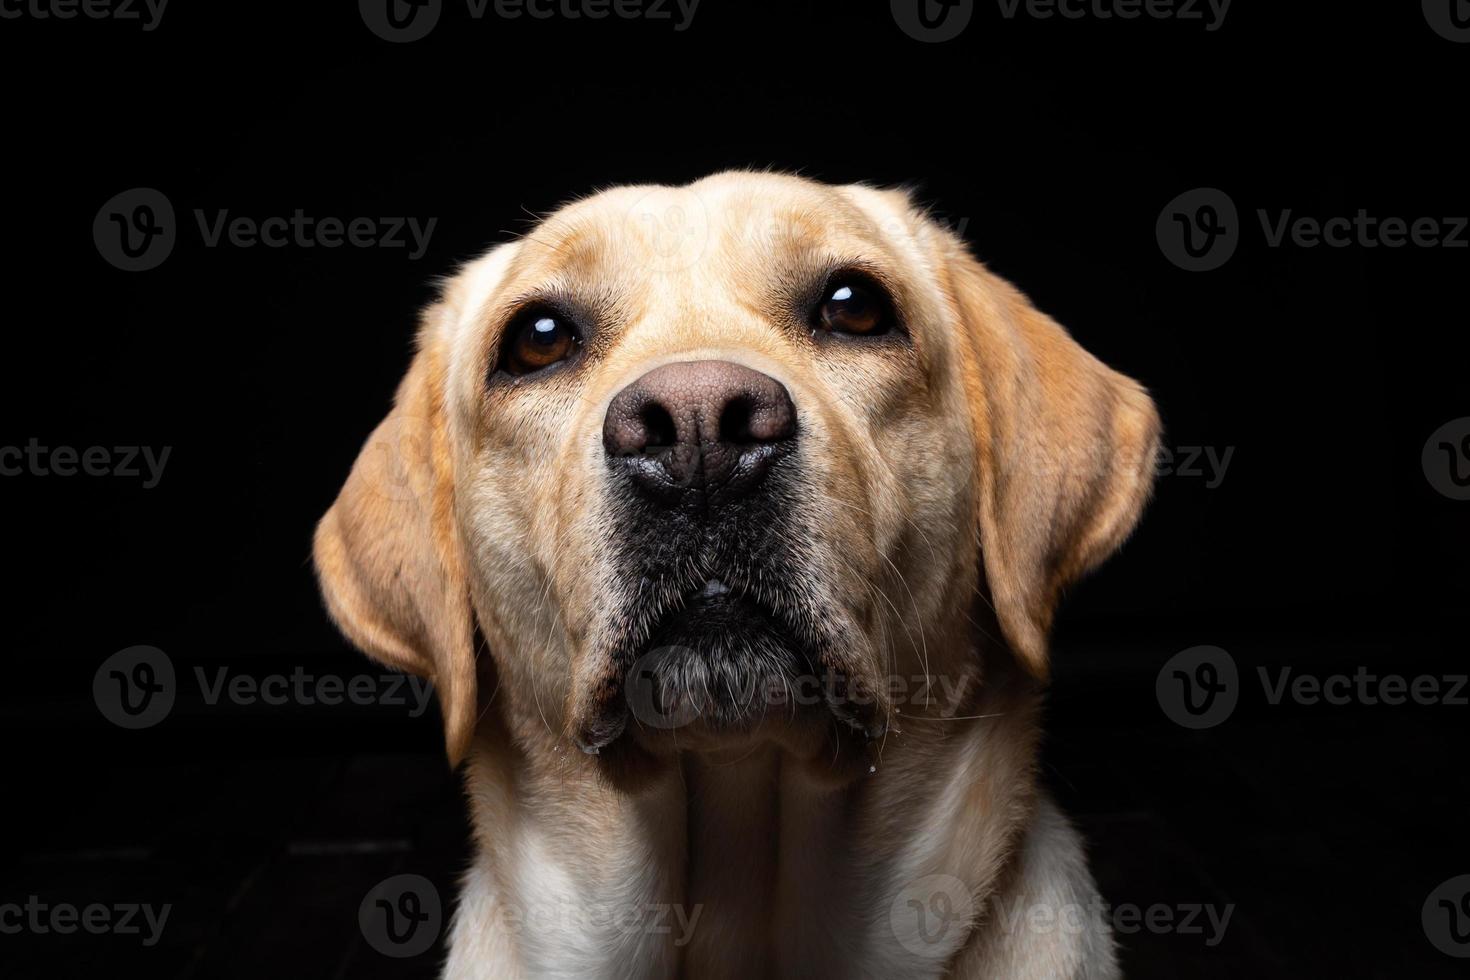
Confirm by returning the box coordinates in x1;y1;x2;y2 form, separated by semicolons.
603;360;797;500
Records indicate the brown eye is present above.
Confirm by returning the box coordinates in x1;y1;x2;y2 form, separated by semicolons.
815;276;892;336
501;310;580;376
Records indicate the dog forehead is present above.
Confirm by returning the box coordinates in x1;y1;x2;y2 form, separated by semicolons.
518;173;918;281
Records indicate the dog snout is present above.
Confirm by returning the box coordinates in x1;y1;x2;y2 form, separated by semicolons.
603;360;797;499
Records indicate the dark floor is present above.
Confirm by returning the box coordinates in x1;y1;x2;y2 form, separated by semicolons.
4;640;1466;979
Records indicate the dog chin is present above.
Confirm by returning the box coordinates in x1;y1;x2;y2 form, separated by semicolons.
573;582;885;783
626;584;812;727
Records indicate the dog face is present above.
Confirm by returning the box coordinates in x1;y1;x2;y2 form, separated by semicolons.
313;172;1160;777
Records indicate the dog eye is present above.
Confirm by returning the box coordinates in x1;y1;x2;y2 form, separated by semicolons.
499;309;580;376
814;275;893;337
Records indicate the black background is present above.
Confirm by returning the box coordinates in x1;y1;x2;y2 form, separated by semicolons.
2;1;1467;977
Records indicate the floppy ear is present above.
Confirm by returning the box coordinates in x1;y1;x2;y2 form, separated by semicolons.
312;306;477;765
944;241;1161;679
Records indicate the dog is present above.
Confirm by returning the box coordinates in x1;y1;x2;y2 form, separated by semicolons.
313;171;1160;978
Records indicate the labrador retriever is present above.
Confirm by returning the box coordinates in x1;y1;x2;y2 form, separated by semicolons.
314;171;1160;978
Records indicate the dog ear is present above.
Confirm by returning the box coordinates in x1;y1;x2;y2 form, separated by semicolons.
944;240;1161;679
312;305;477;765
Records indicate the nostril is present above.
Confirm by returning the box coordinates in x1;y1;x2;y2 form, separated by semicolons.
640;402;677;452
720;387;795;446
718;395;756;447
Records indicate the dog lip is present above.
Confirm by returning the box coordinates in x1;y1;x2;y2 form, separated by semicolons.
631;580;797;667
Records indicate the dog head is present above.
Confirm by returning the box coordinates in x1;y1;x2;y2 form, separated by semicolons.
313;172;1160;778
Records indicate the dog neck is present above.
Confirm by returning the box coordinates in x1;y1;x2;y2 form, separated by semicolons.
447;680;1041;978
